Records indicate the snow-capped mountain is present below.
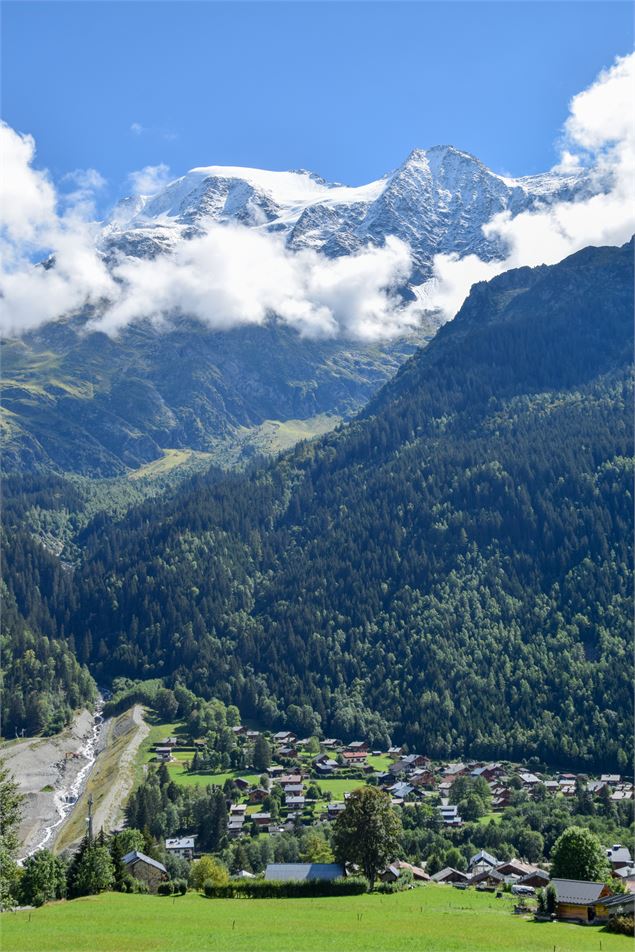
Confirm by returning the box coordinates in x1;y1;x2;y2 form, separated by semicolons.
102;145;586;279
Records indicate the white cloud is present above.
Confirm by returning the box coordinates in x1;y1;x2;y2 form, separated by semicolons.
127;163;172;196
93;228;414;340
423;52;635;320
1;53;633;340
0;123;115;335
130;122;144;136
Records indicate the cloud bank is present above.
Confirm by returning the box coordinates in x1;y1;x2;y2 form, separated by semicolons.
425;52;635;319
1;52;633;339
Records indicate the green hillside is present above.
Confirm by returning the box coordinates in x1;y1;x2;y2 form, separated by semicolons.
2;887;630;952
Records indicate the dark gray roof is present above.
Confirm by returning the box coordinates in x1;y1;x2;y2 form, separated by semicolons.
551;879;607;904
264;863;344;882
122;850;167;874
469;850;498;868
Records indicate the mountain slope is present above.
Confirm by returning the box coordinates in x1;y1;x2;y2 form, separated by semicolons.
2;144;590;476
12;240;631;767
104;145;585;276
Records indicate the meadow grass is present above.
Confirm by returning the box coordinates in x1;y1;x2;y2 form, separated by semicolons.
2;885;628;952
315;777;367;796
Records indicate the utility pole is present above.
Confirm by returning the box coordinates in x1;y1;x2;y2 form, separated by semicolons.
87;793;94;844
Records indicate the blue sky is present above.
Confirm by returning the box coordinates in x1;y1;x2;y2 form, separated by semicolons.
2;1;632;209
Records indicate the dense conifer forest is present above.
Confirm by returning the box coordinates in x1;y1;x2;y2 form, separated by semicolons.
2;242;633;767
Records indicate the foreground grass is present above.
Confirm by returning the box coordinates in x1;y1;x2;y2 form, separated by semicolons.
2;887;629;952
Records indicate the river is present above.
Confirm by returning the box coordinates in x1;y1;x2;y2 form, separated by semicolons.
24;698;105;858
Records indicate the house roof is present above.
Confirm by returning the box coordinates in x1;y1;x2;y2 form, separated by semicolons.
470;850;499;868
264;863;344;882
607;846;632;864
431;867;469;883
551;879;608;905
122;850;167;874
165;836;195;850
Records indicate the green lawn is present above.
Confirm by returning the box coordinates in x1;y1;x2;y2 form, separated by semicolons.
366;754;392;772
316;778;368;796
2;887;629;952
166;766;262;788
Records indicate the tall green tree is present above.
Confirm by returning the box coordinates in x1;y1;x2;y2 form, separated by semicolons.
333;787;402;887
253;734;271;772
20;850;67;906
0;760;23;909
550;827;610;881
68;836;115;898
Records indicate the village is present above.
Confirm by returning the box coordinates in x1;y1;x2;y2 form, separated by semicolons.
137;722;635;928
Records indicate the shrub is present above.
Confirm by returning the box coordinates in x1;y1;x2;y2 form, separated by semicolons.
173;878;188;895
157;881;174;896
376;871;413;894
203;876;368;899
604;915;634;936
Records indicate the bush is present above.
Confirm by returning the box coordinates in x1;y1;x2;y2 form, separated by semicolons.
376;870;413;894
157;881;174;896
173;878;188;895
604;915;634;936
203;876;368;899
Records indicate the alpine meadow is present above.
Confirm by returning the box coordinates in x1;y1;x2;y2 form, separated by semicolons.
1;3;634;951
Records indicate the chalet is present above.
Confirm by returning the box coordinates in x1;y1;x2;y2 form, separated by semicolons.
251;812;272;827
283;783;304;795
278;746;298;758
159;736;178;747
495;859;538;879
231;725;247;736
327;802;346;821
518;868;550;889
316;759;338;776
606;844;633;869
245;730;261;740
346;741;368;752
389;781;414;800
248;788;269;804
394;859;429;881
273;731;296;744
322;738;342;749
276;773;303;786
604;892;635;918
265;863;344;882
227;819;245;837
442;763;468;779
472;869;506;889
379;865;401;883
267;765;284;777
165;836;196;860
235;869;256;878
437;804;462;826
600;774;621;785
518;772;541;787
229;803;247;815
471;763;502;781
234;777;251;791
122;851;168;893
551;879;612;923
313;753;328;765
388;746;404;757
469;850;499;875
431;867;469;884
410;770;435;788
154;747;173;762
342;751;367;765
285;795;306;809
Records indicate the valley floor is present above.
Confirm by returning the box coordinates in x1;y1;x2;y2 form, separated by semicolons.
2;887;629;952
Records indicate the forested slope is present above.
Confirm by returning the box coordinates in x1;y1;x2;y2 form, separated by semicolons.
3;241;633;766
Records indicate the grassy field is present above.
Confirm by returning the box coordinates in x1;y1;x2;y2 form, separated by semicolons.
167;766;263;789
2;886;628;952
315;777;368;797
